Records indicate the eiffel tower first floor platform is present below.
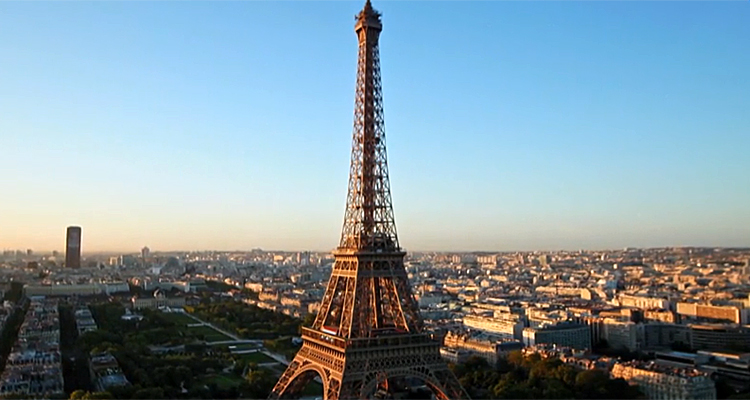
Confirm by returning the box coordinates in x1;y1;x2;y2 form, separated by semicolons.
269;327;470;400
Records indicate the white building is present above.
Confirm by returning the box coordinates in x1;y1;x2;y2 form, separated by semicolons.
603;318;643;352
611;361;716;400
462;315;525;340
619;294;672;311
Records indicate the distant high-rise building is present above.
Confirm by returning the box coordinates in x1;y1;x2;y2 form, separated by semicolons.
26;249;33;256
65;226;82;269
539;254;551;267
296;251;310;266
141;246;150;261
119;254;137;268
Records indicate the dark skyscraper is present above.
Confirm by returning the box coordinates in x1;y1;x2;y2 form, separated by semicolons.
65;226;81;269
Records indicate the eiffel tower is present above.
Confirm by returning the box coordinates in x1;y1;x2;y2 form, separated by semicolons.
268;2;469;400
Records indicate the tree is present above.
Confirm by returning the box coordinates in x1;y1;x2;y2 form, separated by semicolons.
2;282;24;303
605;378;643;399
82;392;113;400
132;387;164;399
69;392;112;400
728;391;750;399
506;350;524;367
575;369;612;399
493;379;534;399
542;378;574;399
529;358;563;381
243;367;277;398
454;351;643;400
302;313;316;328
69;391;87;400
107;385;135;400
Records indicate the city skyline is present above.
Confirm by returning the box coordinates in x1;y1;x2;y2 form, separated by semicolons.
1;1;749;252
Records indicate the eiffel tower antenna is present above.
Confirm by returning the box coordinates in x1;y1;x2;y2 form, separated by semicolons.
269;2;469;399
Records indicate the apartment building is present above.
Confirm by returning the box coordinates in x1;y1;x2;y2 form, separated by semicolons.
611;361;716;400
74;307;97;335
603;318;643;352
89;352;130;392
0;299;64;397
689;324;750;351
24;284;101;297
523;322;591;351
442;331;522;365
678;303;748;325
619;294;673;311
462;314;525;340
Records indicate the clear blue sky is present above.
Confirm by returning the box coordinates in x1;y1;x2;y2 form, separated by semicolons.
1;1;748;253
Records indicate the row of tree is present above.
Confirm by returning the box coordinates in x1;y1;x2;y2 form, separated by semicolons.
188;300;301;340
451;352;644;399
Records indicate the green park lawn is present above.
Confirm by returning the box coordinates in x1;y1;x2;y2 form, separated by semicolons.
238;351;276;364
186;325;234;342
157;311;235;342
160;312;196;325
198;373;245;391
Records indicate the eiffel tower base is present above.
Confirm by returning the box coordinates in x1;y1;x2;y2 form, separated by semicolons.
269;329;468;400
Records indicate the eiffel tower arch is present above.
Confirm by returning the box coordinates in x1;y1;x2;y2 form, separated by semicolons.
269;2;469;399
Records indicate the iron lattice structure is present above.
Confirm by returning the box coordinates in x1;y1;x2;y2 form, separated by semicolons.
269;2;469;400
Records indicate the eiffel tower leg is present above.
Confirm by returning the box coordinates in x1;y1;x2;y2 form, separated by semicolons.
357;365;469;400
268;356;307;400
338;380;363;400
430;367;470;400
269;343;347;400
268;354;323;399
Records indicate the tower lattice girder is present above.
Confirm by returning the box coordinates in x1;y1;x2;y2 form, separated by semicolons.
313;251;423;338
269;2;469;399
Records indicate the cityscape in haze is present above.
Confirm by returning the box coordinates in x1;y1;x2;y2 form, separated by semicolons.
1;1;749;400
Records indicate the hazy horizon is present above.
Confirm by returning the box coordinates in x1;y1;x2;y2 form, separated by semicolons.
1;1;748;252
9;244;750;257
